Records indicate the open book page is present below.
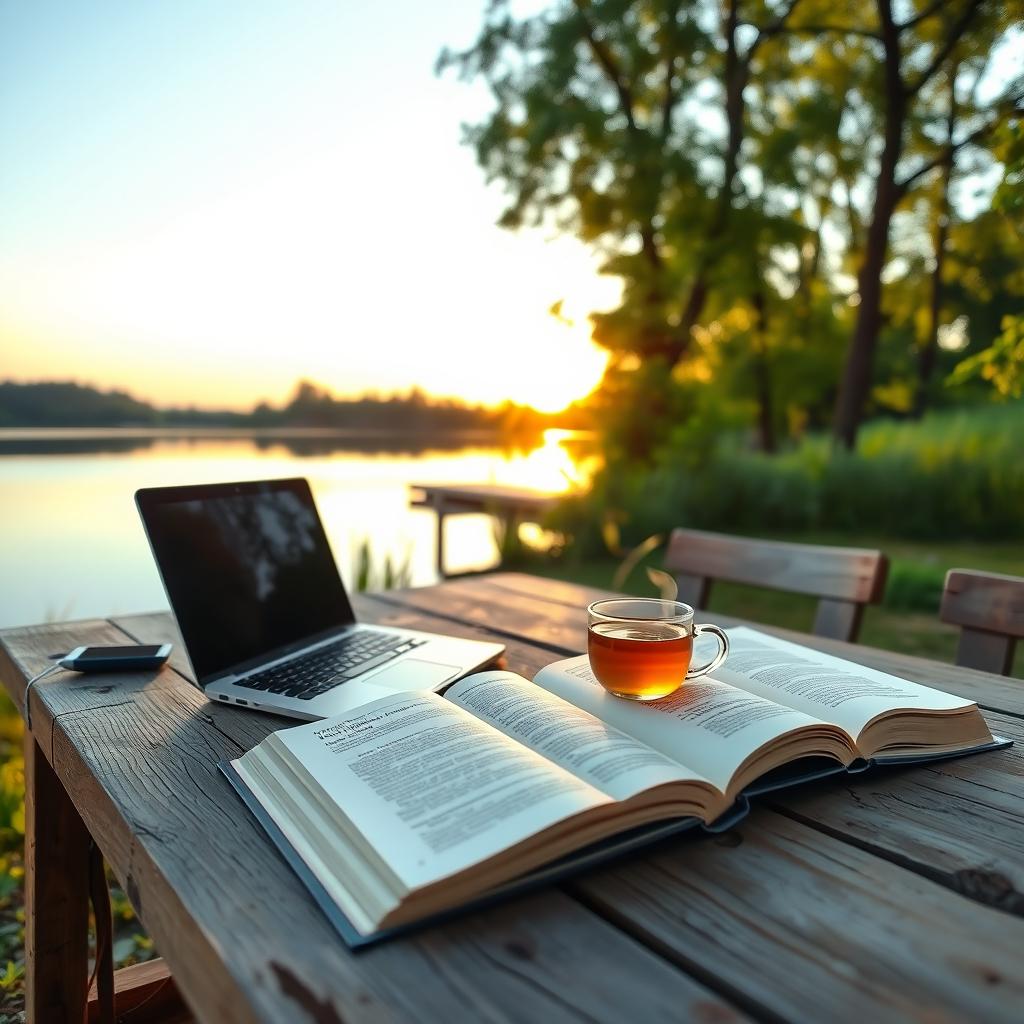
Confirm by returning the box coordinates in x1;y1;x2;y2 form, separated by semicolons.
446;670;718;805
232;751;387;938
267;690;611;892
714;627;976;742
532;655;850;796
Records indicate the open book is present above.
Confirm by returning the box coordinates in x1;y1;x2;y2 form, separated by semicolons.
222;627;1008;947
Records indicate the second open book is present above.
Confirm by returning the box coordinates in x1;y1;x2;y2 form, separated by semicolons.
223;627;1009;946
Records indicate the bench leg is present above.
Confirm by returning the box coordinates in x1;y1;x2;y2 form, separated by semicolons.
24;731;91;1023
434;500;448;579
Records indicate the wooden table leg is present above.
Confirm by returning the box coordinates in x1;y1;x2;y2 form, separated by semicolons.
24;731;91;1023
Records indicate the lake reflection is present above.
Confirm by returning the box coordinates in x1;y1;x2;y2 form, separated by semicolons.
0;429;590;629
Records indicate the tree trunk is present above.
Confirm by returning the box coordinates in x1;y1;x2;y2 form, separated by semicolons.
914;67;957;418
795;206;825;318
914;195;949;417
833;0;905;450
752;289;776;453
672;0;747;360
833;181;901;449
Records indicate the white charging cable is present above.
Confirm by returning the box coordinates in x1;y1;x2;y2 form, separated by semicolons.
23;663;64;733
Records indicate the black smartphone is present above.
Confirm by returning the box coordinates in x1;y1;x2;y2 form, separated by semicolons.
58;644;172;672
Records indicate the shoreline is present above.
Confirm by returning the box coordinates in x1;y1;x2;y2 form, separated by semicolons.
0;425;596;456
0;425;595;440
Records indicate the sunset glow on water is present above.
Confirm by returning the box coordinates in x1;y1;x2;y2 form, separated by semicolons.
0;429;593;628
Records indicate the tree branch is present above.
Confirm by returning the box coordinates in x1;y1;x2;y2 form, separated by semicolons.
661;1;682;139
904;0;984;98
777;23;882;42
661;55;676;137
898;0;948;31
746;0;804;59
897;95;1024;194
965;51;996;108
572;0;638;133
571;0;663;269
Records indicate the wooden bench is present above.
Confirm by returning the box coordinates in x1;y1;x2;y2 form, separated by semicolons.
665;528;889;642
409;483;561;577
941;568;1024;675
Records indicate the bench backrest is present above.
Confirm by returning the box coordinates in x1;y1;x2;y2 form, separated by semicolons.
940;569;1024;676
664;528;889;643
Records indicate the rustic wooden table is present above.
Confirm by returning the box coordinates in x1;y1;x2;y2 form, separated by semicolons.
1;572;1021;1024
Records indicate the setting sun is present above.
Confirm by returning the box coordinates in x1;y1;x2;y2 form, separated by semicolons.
0;172;619;412
507;318;609;413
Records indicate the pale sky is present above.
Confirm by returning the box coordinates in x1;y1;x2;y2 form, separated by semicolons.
0;1;620;412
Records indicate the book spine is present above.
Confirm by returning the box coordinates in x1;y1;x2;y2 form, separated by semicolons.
701;798;750;833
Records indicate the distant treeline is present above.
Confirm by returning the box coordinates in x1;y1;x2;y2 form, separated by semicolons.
0;379;580;437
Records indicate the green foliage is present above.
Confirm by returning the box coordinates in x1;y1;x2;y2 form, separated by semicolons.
279;381;548;437
0;381;160;428
352;538;413;593
0;693;25;1020
0;960;23;992
490;513;535;567
992;117;1024;216
800;408;1024;539
883;561;945;612
0;379;553;441
554;403;1024;547
948;315;1024;399
444;1;1024;455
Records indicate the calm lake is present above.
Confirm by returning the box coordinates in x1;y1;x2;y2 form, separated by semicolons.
0;428;590;630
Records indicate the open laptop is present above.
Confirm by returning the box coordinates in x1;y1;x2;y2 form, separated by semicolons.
135;478;504;721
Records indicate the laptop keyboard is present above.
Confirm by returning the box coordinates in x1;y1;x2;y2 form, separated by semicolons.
236;630;426;701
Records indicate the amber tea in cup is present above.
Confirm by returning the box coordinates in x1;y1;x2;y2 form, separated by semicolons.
587;599;729;701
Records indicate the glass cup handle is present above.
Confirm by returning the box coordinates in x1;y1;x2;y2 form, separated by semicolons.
685;624;730;679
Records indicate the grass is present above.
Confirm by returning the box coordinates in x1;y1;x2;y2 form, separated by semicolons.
572;403;1024;546
0;700;24;1024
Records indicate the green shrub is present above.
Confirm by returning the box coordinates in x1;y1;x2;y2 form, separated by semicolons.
883;561;945;612
650;451;820;534
554;403;1024;550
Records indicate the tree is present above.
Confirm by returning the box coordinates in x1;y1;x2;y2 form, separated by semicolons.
829;0;1022;447
947;116;1024;400
442;1;1023;459
441;2;815;362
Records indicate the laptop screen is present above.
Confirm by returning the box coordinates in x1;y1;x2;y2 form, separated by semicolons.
136;479;356;684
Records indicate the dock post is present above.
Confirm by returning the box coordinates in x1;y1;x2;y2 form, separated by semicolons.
434;496;447;578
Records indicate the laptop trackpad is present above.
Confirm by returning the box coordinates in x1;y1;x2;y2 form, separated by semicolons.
362;658;461;692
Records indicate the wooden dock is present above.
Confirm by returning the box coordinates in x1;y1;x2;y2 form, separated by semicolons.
409;483;562;577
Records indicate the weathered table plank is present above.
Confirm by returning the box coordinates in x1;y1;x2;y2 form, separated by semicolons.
107;611;1024;1022
1;616;749;1024
117;589;1024;920
3;573;1023;1024
571;809;1024;1024
480;570;620;608
775;708;1024;913
0;618;185;761
386;574;1024;715
371;575;1024;917
113;598;1024;1021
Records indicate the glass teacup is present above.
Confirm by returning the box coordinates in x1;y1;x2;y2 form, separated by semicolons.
587;599;730;700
